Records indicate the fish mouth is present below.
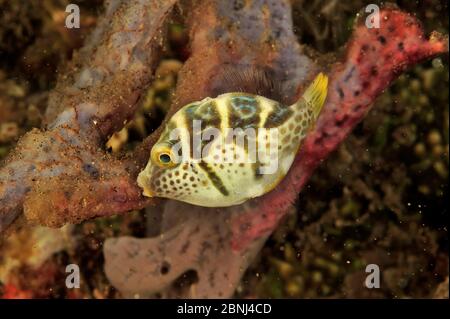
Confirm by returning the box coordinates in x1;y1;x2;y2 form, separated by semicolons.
142;187;155;198
137;171;155;198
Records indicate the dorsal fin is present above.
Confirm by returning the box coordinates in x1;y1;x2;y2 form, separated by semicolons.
208;64;283;101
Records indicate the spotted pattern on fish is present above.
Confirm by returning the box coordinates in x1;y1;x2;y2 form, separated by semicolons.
137;73;329;207
263;102;293;128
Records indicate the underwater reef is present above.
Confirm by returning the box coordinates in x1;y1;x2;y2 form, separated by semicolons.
0;0;448;298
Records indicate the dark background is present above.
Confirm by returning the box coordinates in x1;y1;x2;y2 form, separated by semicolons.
0;0;448;298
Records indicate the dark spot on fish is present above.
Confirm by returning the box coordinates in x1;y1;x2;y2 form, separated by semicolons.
398;42;404;51
353;90;360;97
252;162;263;179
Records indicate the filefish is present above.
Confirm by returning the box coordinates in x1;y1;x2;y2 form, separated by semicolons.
137;73;328;207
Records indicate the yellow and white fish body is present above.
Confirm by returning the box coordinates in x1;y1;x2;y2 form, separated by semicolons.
137;73;328;207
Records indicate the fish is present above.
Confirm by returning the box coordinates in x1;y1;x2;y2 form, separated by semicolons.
137;73;328;207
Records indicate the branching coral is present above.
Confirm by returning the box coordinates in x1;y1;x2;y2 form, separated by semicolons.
0;0;176;233
0;0;448;298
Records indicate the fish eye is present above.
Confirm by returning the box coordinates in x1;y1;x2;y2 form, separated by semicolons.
159;153;172;164
151;145;178;168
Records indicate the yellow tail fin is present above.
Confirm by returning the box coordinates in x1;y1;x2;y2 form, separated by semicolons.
302;72;328;118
